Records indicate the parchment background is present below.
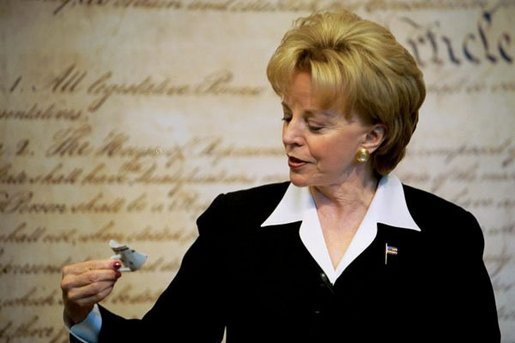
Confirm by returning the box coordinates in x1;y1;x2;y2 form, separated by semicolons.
1;0;514;342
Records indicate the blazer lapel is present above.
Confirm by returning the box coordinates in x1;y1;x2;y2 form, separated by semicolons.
334;223;424;288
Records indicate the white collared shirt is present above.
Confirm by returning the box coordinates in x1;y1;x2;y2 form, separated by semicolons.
261;174;420;284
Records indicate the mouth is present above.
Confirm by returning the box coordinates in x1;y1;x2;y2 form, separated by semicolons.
287;155;308;169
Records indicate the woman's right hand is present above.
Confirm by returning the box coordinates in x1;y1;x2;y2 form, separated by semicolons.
60;259;122;324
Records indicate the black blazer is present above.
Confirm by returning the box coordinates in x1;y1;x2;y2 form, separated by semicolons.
94;182;500;342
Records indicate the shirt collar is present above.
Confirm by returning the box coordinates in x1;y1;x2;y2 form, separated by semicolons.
261;174;420;232
261;174;420;283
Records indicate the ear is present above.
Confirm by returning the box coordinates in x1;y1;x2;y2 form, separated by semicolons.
362;124;386;153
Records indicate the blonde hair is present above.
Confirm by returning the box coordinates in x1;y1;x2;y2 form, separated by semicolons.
267;10;426;175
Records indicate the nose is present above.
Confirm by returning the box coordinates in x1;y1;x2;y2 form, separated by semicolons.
282;117;304;147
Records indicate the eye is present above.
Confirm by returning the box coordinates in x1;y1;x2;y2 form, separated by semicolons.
307;121;324;133
308;126;323;133
281;112;292;123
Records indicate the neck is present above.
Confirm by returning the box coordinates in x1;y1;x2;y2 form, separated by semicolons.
309;172;379;213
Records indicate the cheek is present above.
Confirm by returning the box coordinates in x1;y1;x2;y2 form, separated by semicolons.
315;137;356;165
305;139;327;159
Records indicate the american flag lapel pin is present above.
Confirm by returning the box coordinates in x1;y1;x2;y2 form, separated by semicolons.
385;243;398;265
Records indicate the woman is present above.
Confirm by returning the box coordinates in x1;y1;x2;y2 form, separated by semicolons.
61;10;500;342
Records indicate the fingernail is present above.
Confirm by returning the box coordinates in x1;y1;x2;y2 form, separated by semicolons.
115;271;122;278
113;261;122;269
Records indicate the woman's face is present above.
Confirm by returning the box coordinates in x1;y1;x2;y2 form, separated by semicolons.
282;72;372;188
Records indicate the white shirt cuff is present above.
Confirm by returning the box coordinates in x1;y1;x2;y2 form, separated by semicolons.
64;304;102;343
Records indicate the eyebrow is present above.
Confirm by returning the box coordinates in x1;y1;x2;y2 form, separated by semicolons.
281;102;335;118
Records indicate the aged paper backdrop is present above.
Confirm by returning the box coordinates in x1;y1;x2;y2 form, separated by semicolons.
1;1;514;342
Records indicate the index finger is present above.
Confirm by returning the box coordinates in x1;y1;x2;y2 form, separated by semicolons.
62;259;120;276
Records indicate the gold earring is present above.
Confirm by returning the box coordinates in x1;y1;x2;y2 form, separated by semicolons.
355;148;370;163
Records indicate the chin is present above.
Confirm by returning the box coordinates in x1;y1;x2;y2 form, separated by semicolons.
288;174;311;187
